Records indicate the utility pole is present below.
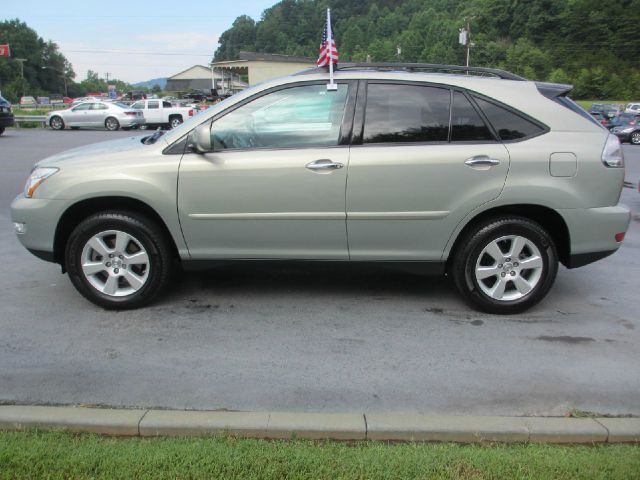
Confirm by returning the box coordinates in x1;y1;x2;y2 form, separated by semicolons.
15;58;27;96
105;72;110;82
459;16;475;67
465;17;471;67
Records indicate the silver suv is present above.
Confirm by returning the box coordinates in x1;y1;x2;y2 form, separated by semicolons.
11;63;630;313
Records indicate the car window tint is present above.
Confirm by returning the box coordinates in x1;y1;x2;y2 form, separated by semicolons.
91;103;108;110
148;101;159;109
163;101;172;108
72;104;92;111
363;84;450;143
451;91;494;142
473;96;544;141
211;84;348;150
131;102;144;109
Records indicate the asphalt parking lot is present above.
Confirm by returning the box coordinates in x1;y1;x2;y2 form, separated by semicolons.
1;128;639;416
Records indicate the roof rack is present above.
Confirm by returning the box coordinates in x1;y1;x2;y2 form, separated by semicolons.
296;62;526;81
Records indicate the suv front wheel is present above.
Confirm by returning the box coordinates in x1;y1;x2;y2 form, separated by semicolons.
451;216;558;314
65;211;173;309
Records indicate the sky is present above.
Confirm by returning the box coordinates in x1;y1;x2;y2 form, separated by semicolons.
2;0;277;83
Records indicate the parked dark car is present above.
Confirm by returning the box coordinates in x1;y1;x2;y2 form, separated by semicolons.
589;103;620;118
49;94;64;105
123;90;147;101
611;113;640;144
609;112;640;129
0;95;14;135
590;111;612;129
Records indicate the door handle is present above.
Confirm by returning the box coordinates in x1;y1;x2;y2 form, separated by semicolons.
465;156;501;167
305;159;344;171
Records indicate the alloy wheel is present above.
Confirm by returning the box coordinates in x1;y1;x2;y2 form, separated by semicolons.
80;230;150;297
474;235;544;301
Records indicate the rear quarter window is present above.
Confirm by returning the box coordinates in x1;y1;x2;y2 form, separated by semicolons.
473;96;546;141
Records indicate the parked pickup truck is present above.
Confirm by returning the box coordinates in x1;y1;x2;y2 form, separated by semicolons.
130;99;194;129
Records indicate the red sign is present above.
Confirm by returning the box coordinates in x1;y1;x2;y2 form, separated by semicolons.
0;44;10;58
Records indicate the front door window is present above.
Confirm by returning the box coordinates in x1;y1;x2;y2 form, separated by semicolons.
210;84;349;150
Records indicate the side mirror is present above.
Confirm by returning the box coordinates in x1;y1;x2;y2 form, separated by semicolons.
189;123;212;153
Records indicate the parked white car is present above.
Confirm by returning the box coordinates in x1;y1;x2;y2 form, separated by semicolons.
130;99;194;129
625;103;640;114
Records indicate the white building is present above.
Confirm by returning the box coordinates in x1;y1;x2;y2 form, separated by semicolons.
165;65;247;94
210;51;315;86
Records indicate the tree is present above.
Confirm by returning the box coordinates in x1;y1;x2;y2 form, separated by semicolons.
0;19;74;101
212;0;639;99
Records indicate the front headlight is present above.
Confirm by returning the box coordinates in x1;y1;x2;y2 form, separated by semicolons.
621;127;635;133
24;167;59;198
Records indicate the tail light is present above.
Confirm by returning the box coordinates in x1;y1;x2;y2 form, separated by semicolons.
125;111;137;116
601;134;624;168
188;109;194;117
615;232;626;243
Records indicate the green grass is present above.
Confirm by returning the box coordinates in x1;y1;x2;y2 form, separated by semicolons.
0;431;638;479
575;100;630;110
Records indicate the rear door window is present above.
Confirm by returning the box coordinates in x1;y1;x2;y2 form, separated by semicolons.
473;96;545;141
363;84;450;143
451;91;494;142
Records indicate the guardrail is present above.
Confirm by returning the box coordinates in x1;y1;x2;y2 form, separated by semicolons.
13;115;48;127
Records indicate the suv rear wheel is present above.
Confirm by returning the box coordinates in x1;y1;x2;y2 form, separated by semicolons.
451;216;558;314
65;211;173;309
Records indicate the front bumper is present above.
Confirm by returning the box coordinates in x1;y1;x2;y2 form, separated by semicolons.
0;114;14;127
558;204;631;268
10;195;68;263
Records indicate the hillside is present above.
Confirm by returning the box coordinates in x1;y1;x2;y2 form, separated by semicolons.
132;77;167;90
214;0;640;99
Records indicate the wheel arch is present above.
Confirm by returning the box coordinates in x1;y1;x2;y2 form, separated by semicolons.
53;196;180;268
445;204;571;269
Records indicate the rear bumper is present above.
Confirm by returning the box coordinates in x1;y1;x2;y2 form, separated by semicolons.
558;204;631;268
120;116;145;127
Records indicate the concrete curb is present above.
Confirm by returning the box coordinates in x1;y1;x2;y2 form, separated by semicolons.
1;406;638;443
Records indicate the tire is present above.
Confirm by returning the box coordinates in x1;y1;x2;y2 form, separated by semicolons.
139;124;148;130
65;211;173;309
0;126;4;135
169;116;183;129
631;132;640;145
105;117;120;131
50;116;65;130
450;216;558;314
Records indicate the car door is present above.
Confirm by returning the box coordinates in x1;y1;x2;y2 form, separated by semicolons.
178;81;355;259
88;103;109;126
145;100;162;123
346;82;510;261
66;103;92;126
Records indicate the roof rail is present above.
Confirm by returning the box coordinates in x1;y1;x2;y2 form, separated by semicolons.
296;62;526;81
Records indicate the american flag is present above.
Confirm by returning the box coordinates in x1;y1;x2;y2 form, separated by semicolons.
317;19;338;67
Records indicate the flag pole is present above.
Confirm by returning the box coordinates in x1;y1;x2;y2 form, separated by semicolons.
326;8;337;91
